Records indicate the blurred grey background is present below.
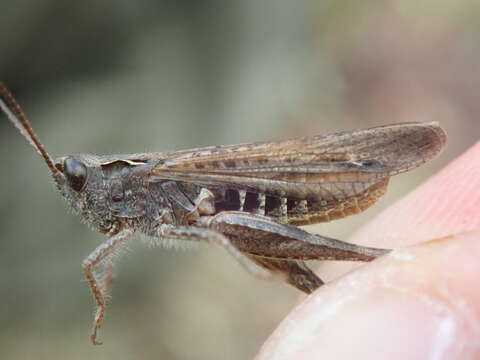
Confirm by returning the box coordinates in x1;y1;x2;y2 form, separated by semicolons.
0;1;478;359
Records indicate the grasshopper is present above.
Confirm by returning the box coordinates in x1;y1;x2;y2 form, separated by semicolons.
0;83;446;344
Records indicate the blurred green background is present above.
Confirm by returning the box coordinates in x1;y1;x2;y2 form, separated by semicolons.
0;1;478;359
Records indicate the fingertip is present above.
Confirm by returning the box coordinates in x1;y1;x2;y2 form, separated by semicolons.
257;231;480;360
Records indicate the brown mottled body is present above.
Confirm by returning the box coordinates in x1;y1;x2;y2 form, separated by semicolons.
0;82;447;345
198;178;390;226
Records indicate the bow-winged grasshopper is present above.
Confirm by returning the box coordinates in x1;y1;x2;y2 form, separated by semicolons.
0;83;446;344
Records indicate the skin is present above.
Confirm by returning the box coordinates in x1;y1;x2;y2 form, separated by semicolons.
257;141;480;360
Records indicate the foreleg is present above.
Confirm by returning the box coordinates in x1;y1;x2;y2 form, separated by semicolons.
82;229;133;345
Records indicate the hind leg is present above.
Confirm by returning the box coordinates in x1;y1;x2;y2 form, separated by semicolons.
249;256;324;294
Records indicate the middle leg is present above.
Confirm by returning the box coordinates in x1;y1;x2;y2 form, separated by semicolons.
156;225;272;280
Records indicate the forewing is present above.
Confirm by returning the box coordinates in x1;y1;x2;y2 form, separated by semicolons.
149;122;446;200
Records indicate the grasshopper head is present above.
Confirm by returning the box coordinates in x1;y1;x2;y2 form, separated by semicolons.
0;84;108;228
52;154;109;224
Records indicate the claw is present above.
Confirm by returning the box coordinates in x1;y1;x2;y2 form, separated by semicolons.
91;333;103;345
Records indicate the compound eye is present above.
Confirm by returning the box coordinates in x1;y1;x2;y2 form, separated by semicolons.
64;158;87;191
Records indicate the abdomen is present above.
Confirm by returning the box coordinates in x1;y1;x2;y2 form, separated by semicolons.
210;178;389;226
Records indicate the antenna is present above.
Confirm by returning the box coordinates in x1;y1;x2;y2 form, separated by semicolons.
0;83;59;176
